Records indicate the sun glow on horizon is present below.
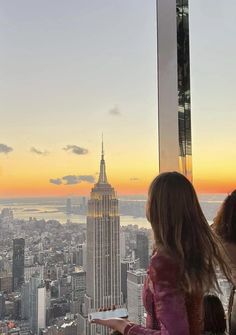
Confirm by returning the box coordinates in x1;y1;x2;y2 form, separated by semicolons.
1;1;236;198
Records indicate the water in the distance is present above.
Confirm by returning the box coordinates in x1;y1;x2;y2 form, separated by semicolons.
0;194;226;227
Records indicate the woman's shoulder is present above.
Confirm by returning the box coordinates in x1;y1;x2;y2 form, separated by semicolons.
148;249;180;283
150;249;179;267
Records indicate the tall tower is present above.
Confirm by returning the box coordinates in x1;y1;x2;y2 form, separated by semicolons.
136;232;149;270
29;274;46;335
157;0;192;180
127;270;147;325
12;238;25;291
85;141;121;314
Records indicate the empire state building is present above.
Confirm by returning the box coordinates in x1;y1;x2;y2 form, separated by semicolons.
85;142;121;313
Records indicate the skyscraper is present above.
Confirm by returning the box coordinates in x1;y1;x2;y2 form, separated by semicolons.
84;141;121;334
21;282;30;320
136;232;149;270
29;274;46;335
157;0;192;180
71;270;86;313
121;258;139;304
37;284;47;334
127;269;147;325
75;244;84;267
12;238;25;292
66;198;72;214
0;293;5;319
177;0;192;180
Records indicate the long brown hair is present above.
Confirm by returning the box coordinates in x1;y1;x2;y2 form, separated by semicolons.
203;294;226;334
214;190;236;243
146;172;231;293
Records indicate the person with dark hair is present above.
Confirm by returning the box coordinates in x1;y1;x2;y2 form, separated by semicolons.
203;294;226;335
92;172;231;335
214;191;236;284
228;286;236;335
214;191;236;334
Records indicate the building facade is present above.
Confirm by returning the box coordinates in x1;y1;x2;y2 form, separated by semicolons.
24;265;44;282
12;238;25;292
176;0;192;179
0;293;5;319
21;281;30;320
71;270;86;313
28;274;47;335
121;258;139;304
127;270;147;325
0;274;13;293
157;0;192;180
84;143;121;334
136;232;149;270
37;284;47;334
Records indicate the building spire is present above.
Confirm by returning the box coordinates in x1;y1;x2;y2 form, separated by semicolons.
98;134;108;184
102;133;104;160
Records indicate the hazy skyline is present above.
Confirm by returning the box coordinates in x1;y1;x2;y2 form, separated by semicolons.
1;0;236;197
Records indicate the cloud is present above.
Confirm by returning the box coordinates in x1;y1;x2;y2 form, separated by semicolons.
50;175;95;186
62;175;80;185
63;145;88;155
0;144;13;154
78;175;95;183
31;147;48;156
49;178;62;185
109;106;121;116
130;177;140;181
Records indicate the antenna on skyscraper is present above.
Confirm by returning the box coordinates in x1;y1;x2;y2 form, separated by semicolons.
102;133;104;159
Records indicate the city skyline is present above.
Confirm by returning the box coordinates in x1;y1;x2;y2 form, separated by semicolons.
0;2;235;334
1;0;236;197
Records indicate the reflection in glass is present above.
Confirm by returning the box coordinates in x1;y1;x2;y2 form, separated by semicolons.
177;0;192;181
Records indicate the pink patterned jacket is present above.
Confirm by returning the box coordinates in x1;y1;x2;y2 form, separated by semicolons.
124;251;203;335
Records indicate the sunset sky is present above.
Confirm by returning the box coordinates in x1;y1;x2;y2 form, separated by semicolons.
1;0;236;197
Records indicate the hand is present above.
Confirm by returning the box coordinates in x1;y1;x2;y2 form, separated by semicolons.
91;318;130;334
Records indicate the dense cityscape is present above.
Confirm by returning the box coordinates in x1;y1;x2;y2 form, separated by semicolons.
0;149;152;335
1;0;236;333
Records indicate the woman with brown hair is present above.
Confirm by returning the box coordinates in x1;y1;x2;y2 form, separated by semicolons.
92;172;231;335
214;191;236;334
203;294;226;335
214;190;236;285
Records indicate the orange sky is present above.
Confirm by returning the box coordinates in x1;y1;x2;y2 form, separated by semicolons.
1;151;236;197
1;1;236;198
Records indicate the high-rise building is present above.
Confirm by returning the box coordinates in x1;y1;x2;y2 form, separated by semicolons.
84;142;121;334
136;232;149;270
127;270;147;325
157;0;192;180
12;238;25;291
37;284;47;334
75;244;84;267
0;274;12;293
82;243;87;271
71;270;86;313
120;231;127;259
80;197;87;214
24;265;44;282
29;275;40;333
0;292;5;319
0;208;14;231
66;198;72;214
121;258;139;304
21;282;30;320
29;274;46;335
176;0;192;179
